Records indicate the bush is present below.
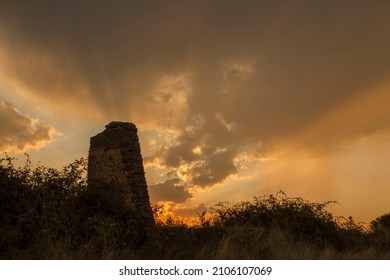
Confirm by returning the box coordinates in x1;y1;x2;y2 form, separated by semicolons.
369;213;390;251
0;153;88;257
371;213;390;230
212;191;367;250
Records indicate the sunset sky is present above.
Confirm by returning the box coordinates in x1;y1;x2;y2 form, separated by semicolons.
1;1;389;223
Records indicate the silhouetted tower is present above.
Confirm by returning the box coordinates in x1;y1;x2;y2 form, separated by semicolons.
88;122;154;224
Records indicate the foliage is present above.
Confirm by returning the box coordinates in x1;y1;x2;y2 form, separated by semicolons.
369;212;390;251
0;153;146;259
211;191;369;250
371;212;390;230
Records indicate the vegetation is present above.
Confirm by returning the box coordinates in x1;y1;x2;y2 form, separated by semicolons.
0;154;389;259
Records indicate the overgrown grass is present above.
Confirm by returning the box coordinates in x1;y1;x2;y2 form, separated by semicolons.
0;154;389;259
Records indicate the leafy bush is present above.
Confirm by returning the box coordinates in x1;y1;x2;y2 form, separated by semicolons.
0;154;148;259
371;213;390;230
369;213;390;251
212;191;368;250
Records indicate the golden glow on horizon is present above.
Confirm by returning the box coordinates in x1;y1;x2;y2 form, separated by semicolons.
154;202;202;226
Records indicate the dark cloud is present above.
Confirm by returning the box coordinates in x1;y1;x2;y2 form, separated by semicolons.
149;178;192;203
1;1;390;187
191;147;238;187
0;102;55;151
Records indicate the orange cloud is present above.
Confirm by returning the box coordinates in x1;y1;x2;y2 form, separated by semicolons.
149;178;192;203
0;101;56;151
279;80;390;154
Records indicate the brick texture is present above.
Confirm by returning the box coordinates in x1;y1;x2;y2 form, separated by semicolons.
88;122;154;223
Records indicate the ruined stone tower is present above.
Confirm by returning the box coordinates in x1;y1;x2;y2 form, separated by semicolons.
88;122;154;223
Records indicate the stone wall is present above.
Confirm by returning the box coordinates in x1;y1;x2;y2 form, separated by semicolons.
88;122;154;223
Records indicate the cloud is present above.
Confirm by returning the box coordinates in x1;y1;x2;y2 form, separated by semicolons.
175;203;209;218
149;178;192;203
188;146;238;187
275;80;390;155
0;102;55;151
1;0;390;189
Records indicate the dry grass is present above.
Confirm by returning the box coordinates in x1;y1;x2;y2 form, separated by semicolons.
192;227;389;260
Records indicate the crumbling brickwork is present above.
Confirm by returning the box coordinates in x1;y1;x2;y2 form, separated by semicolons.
88;122;154;223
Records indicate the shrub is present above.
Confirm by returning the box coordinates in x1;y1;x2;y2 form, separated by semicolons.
371;213;390;230
212;191;365;249
369;213;390;251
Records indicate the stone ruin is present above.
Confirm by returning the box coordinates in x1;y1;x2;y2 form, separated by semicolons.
87;121;154;224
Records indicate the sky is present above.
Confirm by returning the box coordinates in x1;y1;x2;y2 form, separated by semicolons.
1;0;390;223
